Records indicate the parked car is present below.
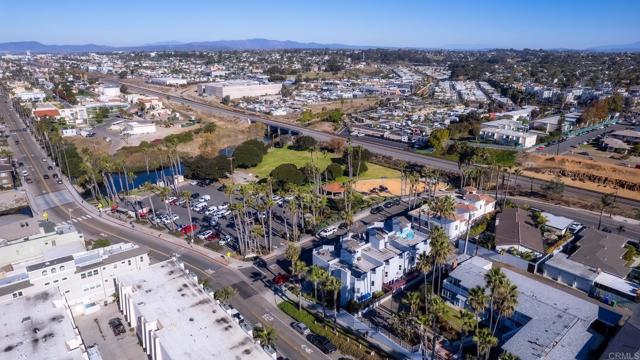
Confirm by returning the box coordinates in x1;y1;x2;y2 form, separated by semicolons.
165;196;177;204
318;226;338;238
197;230;214;240
108;318;126;336
568;222;584;233
56;179;63;184
307;334;337;354
21;170;28;176
291;322;310;335
180;224;198;234
43;174;49;179
47;165;53;170
198;195;211;202
52;173;58;178
338;222;348;230
191;192;200;199
370;206;384;214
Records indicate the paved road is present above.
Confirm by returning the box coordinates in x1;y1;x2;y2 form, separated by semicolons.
117;81;640;209
0;97;331;360
536;124;625;155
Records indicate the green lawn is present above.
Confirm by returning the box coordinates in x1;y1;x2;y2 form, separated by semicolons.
247;147;400;180
247;147;335;178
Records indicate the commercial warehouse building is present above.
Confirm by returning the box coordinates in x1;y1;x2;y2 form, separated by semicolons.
198;80;282;99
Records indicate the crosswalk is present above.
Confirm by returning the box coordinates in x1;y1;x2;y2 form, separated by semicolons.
57;214;94;226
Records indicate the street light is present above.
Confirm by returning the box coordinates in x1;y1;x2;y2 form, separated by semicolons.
68;208;74;222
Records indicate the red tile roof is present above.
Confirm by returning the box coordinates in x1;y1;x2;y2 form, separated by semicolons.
33;109;60;118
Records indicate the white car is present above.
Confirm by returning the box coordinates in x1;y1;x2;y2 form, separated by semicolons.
198;195;211;202
216;209;231;218
165;196;177;204
197;230;214;240
190;180;199;186
318;226;338;238
21;170;28;176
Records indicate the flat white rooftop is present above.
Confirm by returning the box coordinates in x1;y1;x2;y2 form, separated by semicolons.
0;289;85;360
119;260;271;360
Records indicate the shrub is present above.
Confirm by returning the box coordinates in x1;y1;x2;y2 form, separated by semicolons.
292;136;317;151
233;139;267;168
184;155;230;180
325;163;343;180
271;163;306;187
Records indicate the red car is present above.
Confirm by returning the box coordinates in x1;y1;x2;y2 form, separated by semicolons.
206;232;220;241
273;274;290;286
180;224;198;234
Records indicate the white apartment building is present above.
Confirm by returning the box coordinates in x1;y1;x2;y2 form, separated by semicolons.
408;192;496;239
0;222;85;268
0;288;87;360
15;90;47;102
479;119;538;148
198;80;283;99
59;106;89;125
313;217;430;306
0;242;149;315
117;259;272;360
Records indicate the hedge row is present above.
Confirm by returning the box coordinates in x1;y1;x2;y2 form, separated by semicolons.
278;300;384;360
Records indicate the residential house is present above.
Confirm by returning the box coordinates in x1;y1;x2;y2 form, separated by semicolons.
0;161;14;190
543;228;638;303
408;192;496;239
442;256;621;360
495;207;545;257
312;216;430;305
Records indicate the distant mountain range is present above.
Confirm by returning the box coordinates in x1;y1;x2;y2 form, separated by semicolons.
0;39;367;53
0;39;639;53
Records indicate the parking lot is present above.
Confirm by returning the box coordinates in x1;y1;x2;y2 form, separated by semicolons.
75;303;146;360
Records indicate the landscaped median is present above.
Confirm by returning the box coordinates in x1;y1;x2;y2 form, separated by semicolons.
277;300;388;360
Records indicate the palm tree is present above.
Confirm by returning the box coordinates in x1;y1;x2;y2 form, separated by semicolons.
141;182;157;223
157;186;175;231
428;295;445;360
512;168;523;194
308;265;327;302
432;195;455;223
291;259;308;311
467;285;487;335
324;275;341;325
484;267;507;331
417;314;432;360
598;193;615;230
458;310;477;358
403;291;422;318
429;227;453;295
180;190;194;242
498;351;520;360
474;327;498;360
254;325;277;347
214;285;237;303
492;283;518;336
416;252;432;314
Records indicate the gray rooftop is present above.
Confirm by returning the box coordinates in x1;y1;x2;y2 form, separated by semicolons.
0;289;85;360
570;228;631;278
118;260;271;360
495;208;545;254
450;257;602;360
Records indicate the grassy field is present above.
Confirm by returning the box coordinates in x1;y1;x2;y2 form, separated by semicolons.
247;147;400;180
247;147;335;178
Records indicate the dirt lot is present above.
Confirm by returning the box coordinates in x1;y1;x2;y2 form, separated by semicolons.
520;153;640;201
353;178;447;196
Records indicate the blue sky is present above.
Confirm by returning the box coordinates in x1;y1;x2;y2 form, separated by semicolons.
1;0;639;48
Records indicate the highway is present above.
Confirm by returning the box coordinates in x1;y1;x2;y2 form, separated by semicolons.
0;95;331;360
118;81;640;209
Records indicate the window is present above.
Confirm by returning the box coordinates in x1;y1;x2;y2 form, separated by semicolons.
398;265;402;270
127;260;132;266
64;290;70;294
384;272;389;277
42;270;48;276
371;281;375;286
93;269;98;275
53;279;59;284
51;268;57;274
140;256;144;262
81;273;86;279
12;291;23;299
102;267;106;270
59;265;65;272
62;277;67;281
113;264;117;269
44;282;50;286
87;272;93;277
